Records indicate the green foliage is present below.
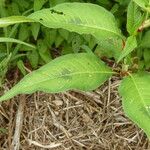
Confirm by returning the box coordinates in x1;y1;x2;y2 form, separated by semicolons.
17;60;27;76
34;0;48;11
0;54;11;87
140;30;150;48
0;37;35;49
132;0;149;10
0;3;122;40
0;0;150;140
117;36;137;62
127;1;144;35
0;16;33;27
119;72;150;139
0;53;112;101
28;3;122;40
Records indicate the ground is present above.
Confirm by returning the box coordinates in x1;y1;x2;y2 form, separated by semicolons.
0;77;150;150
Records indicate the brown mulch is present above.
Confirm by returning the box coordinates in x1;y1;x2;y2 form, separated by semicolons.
0;77;150;150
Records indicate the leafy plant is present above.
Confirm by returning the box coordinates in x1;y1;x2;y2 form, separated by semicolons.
0;1;150;139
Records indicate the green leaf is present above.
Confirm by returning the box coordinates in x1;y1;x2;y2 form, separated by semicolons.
0;16;33;27
11;2;21;15
72;35;84;53
0;54;11;87
132;0;149;10
127;1;144;35
15;0;30;9
31;23;40;40
117;36;137;62
55;35;64;47
28;3;122;40
37;40;52;63
17;60;27;76
0;53;113;101
143;49;150;69
34;0;48;11
88;36;97;50
95;37;122;60
58;29;69;41
0;37;36;49
140;30;150;48
18;24;30;41
0;3;122;42
110;3;119;14
61;43;73;55
49;0;69;7
27;49;39;69
119;72;150;139
42;28;57;47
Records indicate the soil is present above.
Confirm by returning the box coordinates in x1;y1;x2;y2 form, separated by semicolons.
0;77;150;150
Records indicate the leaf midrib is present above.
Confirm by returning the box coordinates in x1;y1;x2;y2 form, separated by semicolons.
21;70;113;89
37;16;122;38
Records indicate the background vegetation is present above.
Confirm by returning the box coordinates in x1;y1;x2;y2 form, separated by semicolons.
0;0;150;149
0;0;132;86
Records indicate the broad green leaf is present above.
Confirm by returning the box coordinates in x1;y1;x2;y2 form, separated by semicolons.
117;36;137;62
0;53;113;101
0;16;33;27
132;0;149;10
140;30;150;48
127;1;144;35
0;37;36;49
28;3;122;40
119;72;150;139
0;3;123;42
